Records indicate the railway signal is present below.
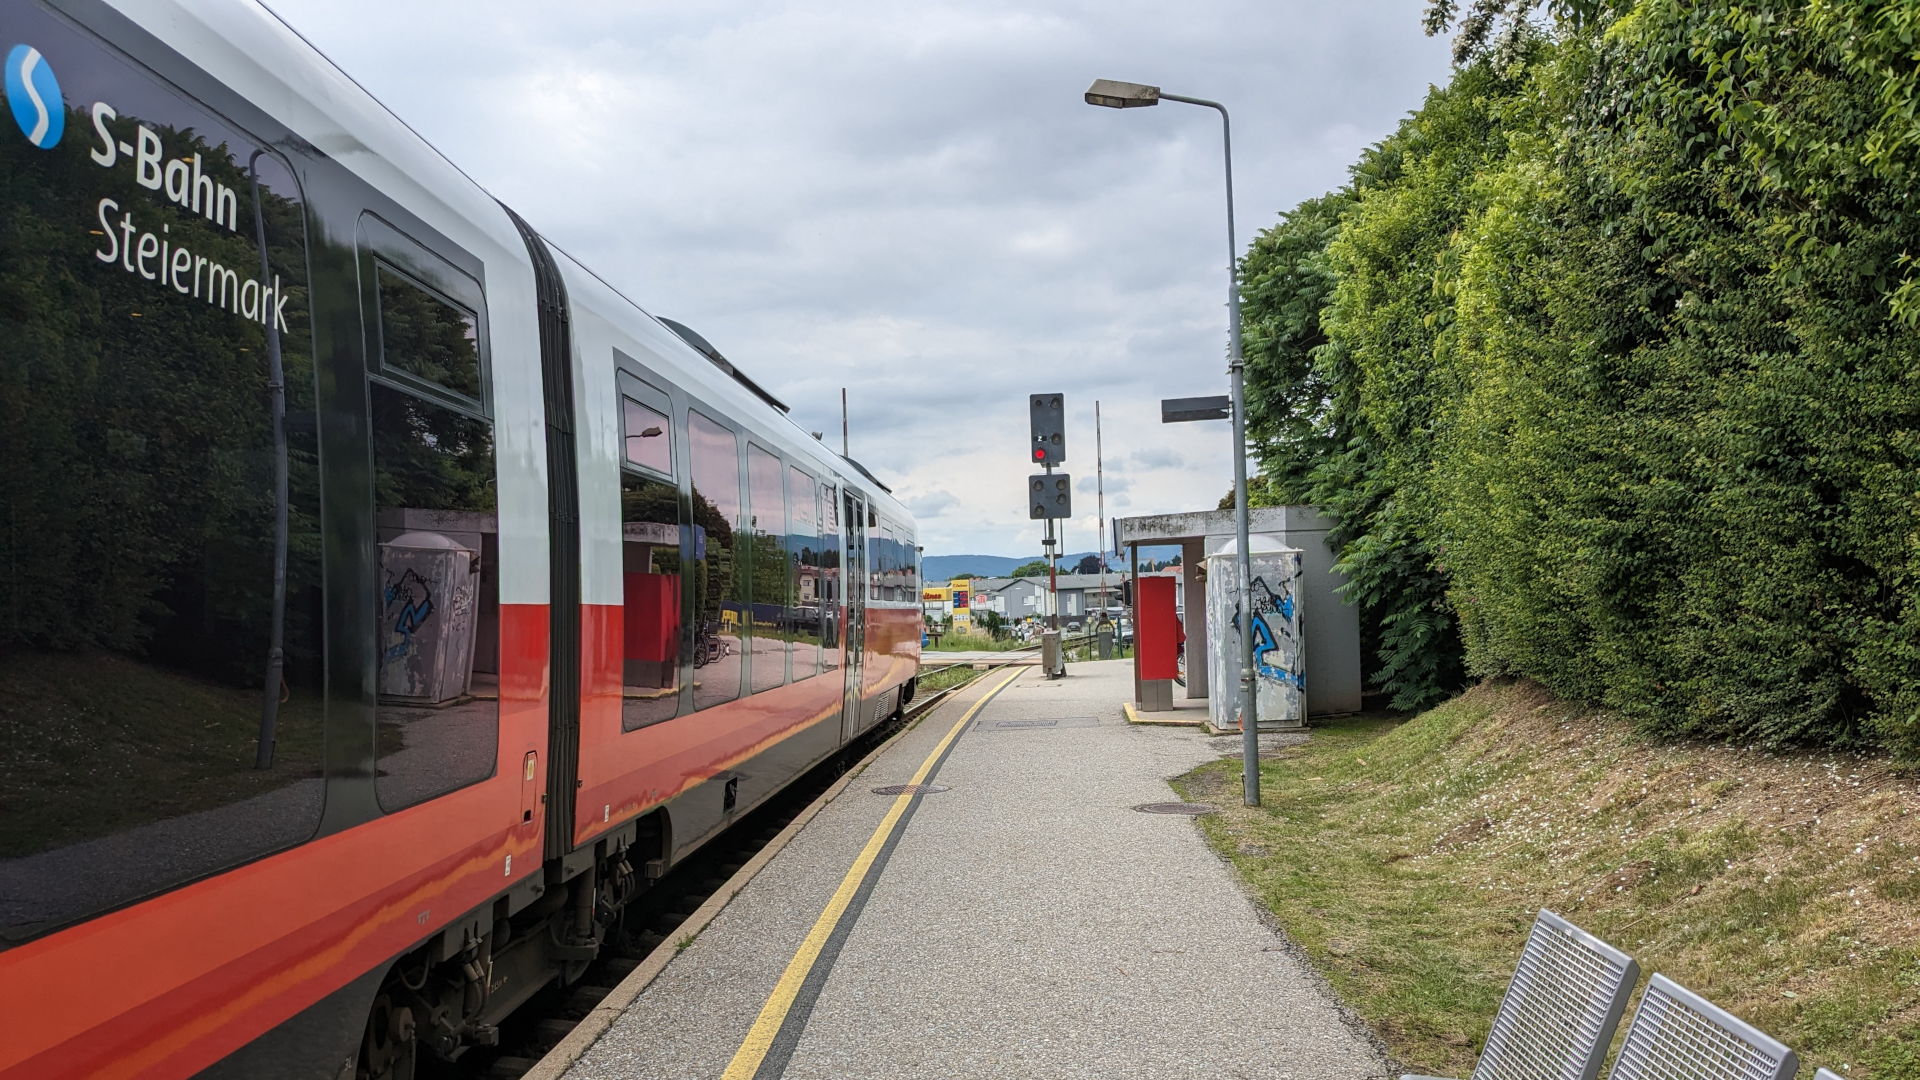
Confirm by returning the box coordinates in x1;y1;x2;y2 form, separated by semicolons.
1028;473;1072;519
1025;392;1070;653
1030;393;1065;464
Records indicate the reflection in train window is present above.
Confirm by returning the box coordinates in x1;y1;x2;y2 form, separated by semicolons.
622;460;683;730
623;397;671;476
376;264;482;404
748;446;788;693
789;468;823;678
0;73;318;942
874;525;897;601
820;488;841;670
371;383;499;812
688;412;742;709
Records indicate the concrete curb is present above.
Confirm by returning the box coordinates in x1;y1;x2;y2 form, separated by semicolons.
520;674;985;1080
1122;700;1205;727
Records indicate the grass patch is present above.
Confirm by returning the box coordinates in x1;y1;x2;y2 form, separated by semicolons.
925;632;1027;653
1175;679;1920;1080
915;664;984;694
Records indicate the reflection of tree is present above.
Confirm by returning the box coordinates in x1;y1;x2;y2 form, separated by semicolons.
0;105;317;690
751;530;787;615
377;271;481;399
371;386;494;514
621;477;681;574
690;487;734;627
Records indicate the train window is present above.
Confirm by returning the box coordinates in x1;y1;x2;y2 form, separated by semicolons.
789;467;823;678
621;462;683;730
820;487;841;670
623;397;671;476
0;21;321;941
747;446;788;693
371;382;499;811
688;411;742;709
375;264;482;404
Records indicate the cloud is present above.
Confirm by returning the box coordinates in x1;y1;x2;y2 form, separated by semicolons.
903;489;961;517
265;0;1449;556
1131;447;1186;470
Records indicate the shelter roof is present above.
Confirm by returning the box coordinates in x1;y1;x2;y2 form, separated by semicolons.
1113;506;1333;547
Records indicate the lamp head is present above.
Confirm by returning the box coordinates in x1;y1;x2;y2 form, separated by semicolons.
1085;79;1160;109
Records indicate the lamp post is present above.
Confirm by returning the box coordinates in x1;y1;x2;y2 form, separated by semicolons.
1085;77;1259;808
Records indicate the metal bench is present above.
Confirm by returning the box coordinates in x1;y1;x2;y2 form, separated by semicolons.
1404;910;1639;1080
1609;974;1799;1080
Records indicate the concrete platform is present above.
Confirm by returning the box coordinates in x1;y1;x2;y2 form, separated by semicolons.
561;659;1385;1080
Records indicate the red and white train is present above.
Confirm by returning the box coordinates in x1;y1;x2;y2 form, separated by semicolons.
0;1;923;1076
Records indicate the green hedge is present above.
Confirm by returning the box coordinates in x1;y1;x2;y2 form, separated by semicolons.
1245;1;1920;758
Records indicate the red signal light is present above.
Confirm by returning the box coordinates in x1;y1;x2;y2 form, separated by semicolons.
1033;448;1046;461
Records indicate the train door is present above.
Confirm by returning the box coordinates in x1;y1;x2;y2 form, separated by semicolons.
840;490;869;743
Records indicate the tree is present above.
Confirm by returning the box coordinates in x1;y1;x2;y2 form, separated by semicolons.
1010;560;1049;578
1073;555;1102;575
1238;0;1920;758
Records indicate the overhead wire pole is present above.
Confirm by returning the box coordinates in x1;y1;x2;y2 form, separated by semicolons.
1096;401;1106;640
1055;458;1065;629
1086;78;1259;806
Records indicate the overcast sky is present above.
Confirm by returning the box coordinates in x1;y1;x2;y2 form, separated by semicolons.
266;0;1452;557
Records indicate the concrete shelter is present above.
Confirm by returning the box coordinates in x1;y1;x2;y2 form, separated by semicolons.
1115;506;1362;717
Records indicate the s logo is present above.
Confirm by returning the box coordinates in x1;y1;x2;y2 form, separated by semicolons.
6;44;64;149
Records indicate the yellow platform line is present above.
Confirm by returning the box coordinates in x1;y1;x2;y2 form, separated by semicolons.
720;665;1025;1080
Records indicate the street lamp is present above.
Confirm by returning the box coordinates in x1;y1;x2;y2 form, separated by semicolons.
1085;77;1260;808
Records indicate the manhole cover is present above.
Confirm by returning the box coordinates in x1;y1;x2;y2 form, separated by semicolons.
974;715;1101;732
873;784;950;795
1133;802;1217;816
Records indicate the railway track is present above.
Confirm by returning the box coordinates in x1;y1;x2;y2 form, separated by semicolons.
426;665;990;1080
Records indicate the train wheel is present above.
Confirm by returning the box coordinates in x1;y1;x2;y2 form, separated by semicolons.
357;992;417;1080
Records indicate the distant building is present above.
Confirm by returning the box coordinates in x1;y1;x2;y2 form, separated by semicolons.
970;577;1040;620
963;571;1178;626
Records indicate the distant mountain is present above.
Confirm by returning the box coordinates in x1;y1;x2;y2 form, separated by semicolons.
923;552;1109;580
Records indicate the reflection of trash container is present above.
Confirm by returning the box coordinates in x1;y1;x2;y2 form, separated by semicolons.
1205;537;1305;732
380;530;480;704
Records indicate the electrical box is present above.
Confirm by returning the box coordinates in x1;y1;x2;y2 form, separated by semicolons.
1205;541;1306;731
1028;473;1072;519
1030;393;1066;465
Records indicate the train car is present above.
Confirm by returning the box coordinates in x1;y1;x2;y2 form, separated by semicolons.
0;0;922;1076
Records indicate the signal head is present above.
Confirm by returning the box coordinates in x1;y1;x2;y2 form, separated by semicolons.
1027;472;1071;518
1029;392;1066;465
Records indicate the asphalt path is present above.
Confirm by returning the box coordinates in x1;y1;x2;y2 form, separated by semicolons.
565;659;1387;1080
